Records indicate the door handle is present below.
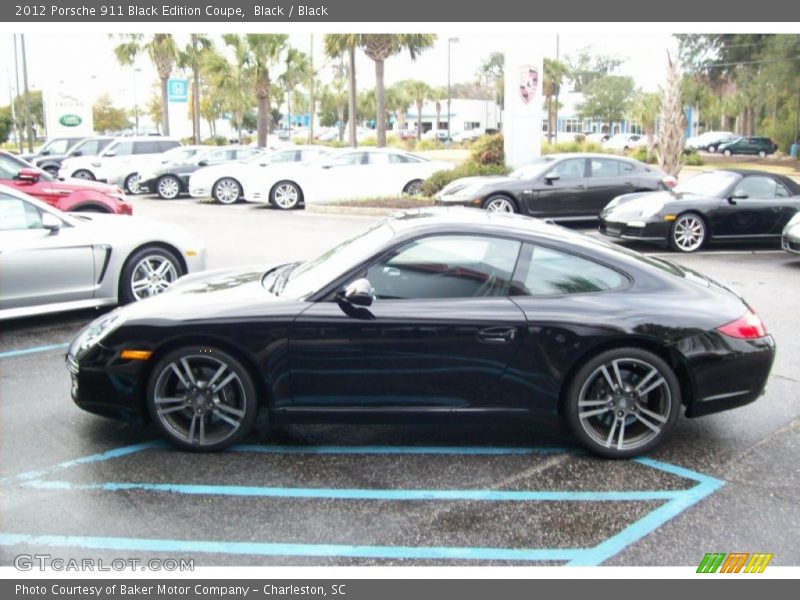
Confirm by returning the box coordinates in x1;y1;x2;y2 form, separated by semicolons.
477;326;517;344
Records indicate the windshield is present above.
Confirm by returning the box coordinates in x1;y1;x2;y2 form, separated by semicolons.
278;221;395;299
674;171;740;197
509;157;555;179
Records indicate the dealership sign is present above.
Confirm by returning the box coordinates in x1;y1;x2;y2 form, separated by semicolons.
58;113;82;127
45;89;93;136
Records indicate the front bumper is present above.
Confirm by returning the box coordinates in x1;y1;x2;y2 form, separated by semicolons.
434;197;484;209
598;217;670;242
782;232;800;254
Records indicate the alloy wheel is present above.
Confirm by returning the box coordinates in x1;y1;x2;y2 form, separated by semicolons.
158;176;181;199
671;214;706;252
484;197;515;213
129;254;179;300
213;178;241;204
125;173;141;195
272;182;300;209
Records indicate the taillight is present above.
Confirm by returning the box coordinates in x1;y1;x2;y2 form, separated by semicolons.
662;176;678;189
716;309;767;339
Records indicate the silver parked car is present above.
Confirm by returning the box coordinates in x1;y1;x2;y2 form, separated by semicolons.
782;212;800;255
0;185;207;320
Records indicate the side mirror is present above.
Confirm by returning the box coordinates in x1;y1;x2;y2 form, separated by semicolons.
544;171;560;183
41;212;62;233
321;164;334;169
104;150;116;157
71;150;82;156
336;278;376;320
732;189;749;201
17;167;41;183
198;160;208;167
41;150;50;156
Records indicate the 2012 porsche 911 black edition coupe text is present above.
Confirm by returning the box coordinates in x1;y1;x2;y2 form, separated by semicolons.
67;209;775;458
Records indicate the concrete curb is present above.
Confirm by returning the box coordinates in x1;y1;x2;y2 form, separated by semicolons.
305;204;425;217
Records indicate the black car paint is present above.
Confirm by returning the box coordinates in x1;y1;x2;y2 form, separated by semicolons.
599;170;800;246
436;155;667;220
69;211;775;435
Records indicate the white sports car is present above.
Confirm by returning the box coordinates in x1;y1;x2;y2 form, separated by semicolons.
243;148;454;210
0;185;207;320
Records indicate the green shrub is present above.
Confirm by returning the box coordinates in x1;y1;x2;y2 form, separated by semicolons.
415;139;443;151
468;133;504;165
632;146;659;164
422;162;510;197
360;136;378;147
541;139;606;154
683;153;704;166
202;136;227;146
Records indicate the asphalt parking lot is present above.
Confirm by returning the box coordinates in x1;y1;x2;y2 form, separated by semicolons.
1;195;798;567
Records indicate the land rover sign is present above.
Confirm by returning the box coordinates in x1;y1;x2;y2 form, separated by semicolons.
58;114;82;127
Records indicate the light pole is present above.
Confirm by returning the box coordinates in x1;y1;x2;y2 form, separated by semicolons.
132;67;141;135
447;37;459;138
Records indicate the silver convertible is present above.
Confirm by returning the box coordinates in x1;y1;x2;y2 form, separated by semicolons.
0;185;206;320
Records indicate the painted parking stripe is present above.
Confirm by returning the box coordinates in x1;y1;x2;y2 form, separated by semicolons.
23;479;685;502
0;342;69;359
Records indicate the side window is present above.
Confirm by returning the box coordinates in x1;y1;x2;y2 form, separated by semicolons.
388;153;411;164
590;159;620;178
237;149;260;160
133;141;162;154
367;153;390;165
159;141;181;152
551;158;586;180
206;150;234;164
775;182;791;198
365;235;521;300
0;156;21;179
619;161;636;174
108;141;133;156
330;152;367;166
0;196;43;231
735;176;779;199
515;245;626;296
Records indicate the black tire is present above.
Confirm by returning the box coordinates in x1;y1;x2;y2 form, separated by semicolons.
119;245;184;304
156;175;182;200
668;212;707;253
73;205;110;213
403;179;424;196
212;177;242;205
147;346;258;451
758;150;766;159
270;180;302;210
565;347;681;458
723;149;732;157
482;195;517;213
72;169;95;181
124;173;141;195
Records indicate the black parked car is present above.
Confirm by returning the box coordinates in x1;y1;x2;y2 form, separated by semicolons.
599;169;800;252
137;145;262;199
718;136;779;158
68;209;774;458
33;136;115;177
435;154;674;220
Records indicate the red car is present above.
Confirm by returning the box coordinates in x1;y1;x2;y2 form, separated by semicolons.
0;150;132;215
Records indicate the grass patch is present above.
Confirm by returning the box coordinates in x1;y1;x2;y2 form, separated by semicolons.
326;196;435;209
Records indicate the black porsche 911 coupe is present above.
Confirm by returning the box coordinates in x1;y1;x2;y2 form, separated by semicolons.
67;209;775;458
599;169;800;252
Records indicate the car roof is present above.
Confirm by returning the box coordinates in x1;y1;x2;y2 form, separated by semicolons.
702;169;800;193
533;153;639;162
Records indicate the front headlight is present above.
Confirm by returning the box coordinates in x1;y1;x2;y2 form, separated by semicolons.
74;309;125;357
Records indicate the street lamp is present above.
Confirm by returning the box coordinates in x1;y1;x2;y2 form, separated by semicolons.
447;37;459;139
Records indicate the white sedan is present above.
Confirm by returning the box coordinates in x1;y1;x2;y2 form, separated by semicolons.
0;185;207;320
603;133;646;152
189;146;329;204
243;148;454;210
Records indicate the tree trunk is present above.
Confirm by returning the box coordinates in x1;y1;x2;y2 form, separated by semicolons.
257;94;269;147
337;103;345;142
347;45;357;148
547;96;553;143
160;77;170;136
416;102;423;141
375;58;386;147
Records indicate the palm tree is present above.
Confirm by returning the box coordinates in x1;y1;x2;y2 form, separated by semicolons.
429;86;447;133
543;58;569;143
405;80;431;141
179;34;213;144
359;34;436;147
630;92;662;154
279;47;313;132
324;34;360;147
658;53;685;177
222;34;289;147
113;34;180;136
386;82;411;136
202;48;252;143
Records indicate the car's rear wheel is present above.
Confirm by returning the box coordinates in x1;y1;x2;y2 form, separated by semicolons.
120;246;184;304
758;150;767;158
212;178;242;205
403;179;424;196
669;212;707;253
157;175;182;200
72;169;95;180
483;195;517;213
707;145;717;153
147;347;258;451
723;149;732;157
124;173;141;195
270;181;302;210
565;347;680;458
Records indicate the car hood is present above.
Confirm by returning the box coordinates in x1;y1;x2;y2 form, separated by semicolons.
439;175;517;195
115;264;303;322
604;190;716;217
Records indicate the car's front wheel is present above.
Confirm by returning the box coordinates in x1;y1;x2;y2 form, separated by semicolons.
72;169;95;180
669;212;707;253
124;173;141;195
147;347;258;451
483;195;517;213
157;175;182;200
212;178;242;204
565;347;680;458
119;246;184;304
270;181;302;210
707;145;717;153
403;179;424;196
723;149;733;157
758;150;767;158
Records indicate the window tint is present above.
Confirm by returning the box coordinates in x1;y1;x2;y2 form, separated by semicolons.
271;150;298;163
735;176;782;199
133;141;162;154
44;139;72;155
159;141;181;152
515;245;625;296
590;159;621;178
551;158;585;180
620;161;636;174
237;149;260;160
388;153;411;164
331;152;368;166
107;141;133;156
367;153;391;165
300;150;324;161
0;196;43;230
365;235;521;300
205;150;234;163
0;156;21;179
75;139;104;155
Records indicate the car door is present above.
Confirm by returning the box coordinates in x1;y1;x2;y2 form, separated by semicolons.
311;151;371;202
289;234;527;409
0;195;95;310
585;158;634;216
711;175;789;237
521;157;588;219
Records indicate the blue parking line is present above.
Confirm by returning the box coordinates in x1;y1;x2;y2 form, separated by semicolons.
0;343;69;359
23;479;685;502
0;532;580;562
